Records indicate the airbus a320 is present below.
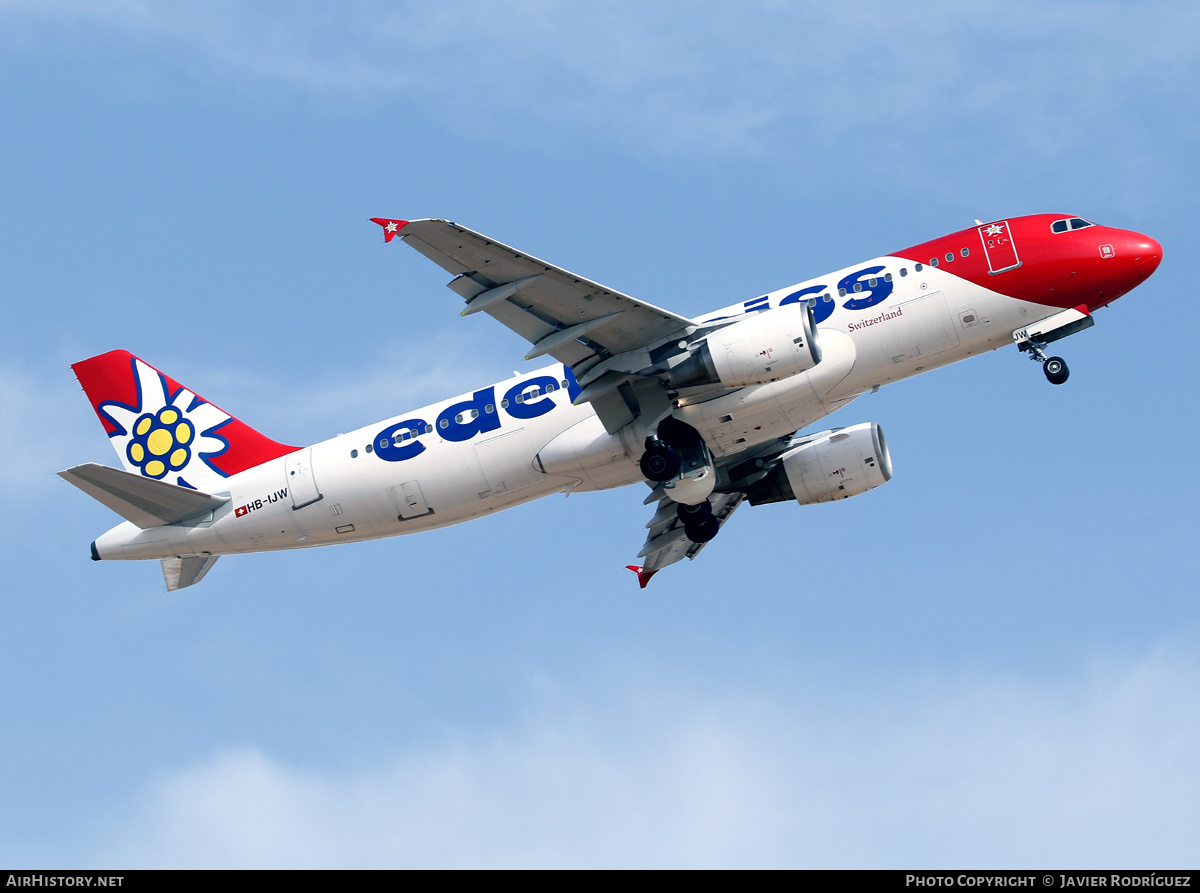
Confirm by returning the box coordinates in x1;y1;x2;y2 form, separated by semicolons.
61;214;1161;589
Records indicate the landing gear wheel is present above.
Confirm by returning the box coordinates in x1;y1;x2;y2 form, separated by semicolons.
676;500;713;521
1043;356;1069;385
684;515;720;544
640;444;681;482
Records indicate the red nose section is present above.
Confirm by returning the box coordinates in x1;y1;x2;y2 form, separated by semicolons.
1130;233;1162;278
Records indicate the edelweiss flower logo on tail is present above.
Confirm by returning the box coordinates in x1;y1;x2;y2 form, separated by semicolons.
99;358;232;488
73;349;298;491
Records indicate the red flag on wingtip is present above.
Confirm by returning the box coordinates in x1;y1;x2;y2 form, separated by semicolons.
626;565;658;589
370;218;409;242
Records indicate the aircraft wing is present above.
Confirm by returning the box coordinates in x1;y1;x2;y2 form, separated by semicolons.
377;217;695;378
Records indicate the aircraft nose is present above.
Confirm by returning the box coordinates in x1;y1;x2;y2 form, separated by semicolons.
1130;233;1162;278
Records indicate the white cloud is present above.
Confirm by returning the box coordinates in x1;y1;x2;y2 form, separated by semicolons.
88;644;1200;867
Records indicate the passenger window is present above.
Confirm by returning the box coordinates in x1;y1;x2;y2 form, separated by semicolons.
561;379;569;388
366;443;373;453
823;294;832;302
961;247;969;257
900;268;908;277
485;403;495;413
424;424;433;434
915;263;923;272
546;382;557;393
853;283;863;292
838;287;847;297
884;273;892;281
500;399;509;409
350;449;358;458
930;257;939;266
439;419;449;429
868;277;878;287
945;252;954;262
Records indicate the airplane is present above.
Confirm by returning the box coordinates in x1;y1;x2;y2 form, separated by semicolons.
60;214;1162;590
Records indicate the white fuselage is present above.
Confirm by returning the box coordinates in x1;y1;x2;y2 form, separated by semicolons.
93;256;1050;562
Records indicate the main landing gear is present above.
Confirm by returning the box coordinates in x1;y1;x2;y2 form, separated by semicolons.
639;439;681;482
640;417;721;545
677;500;718;543
1020;337;1070;386
641;438;718;542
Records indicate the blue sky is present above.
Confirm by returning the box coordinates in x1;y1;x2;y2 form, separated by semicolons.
2;0;1198;867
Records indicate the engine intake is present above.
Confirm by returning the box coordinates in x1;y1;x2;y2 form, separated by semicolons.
745;423;892;506
670;304;821;390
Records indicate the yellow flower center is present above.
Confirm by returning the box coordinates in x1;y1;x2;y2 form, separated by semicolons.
147;428;174;456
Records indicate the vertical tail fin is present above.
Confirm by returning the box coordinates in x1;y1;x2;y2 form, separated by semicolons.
72;350;297;491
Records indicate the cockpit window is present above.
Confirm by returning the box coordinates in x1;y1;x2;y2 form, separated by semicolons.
1052;217;1096;234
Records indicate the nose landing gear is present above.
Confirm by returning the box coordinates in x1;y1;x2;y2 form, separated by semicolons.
1020;337;1070;386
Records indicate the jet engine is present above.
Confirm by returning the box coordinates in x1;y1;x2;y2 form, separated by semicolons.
745;422;892;506
669;304;821;390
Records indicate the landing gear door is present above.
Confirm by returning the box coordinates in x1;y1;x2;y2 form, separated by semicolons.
285;448;322;509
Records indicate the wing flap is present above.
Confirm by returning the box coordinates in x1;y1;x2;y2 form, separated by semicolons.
59;463;229;529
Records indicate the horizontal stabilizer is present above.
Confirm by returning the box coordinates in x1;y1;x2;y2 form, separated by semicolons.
58;463;228;528
162;555;219;591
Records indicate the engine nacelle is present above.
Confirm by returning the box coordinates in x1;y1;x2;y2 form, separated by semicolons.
745;422;893;506
670;304;821;390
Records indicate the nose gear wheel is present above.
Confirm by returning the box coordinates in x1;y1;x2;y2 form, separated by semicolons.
1043;356;1069;385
